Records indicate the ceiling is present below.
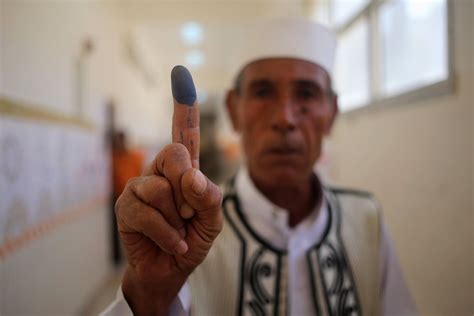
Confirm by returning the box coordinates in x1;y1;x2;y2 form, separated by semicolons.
110;0;313;97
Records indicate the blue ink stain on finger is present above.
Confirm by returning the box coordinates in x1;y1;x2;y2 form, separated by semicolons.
171;65;197;106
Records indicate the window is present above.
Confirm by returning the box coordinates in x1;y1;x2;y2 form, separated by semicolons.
335;18;370;111
312;0;451;113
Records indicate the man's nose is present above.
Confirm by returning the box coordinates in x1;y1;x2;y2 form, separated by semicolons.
271;96;296;134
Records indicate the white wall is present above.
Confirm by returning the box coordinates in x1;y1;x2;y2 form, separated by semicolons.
0;1;135;314
1;206;110;315
0;1;164;145
329;1;473;314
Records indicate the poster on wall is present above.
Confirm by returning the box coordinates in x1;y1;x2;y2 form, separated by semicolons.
0;117;31;243
0;114;110;248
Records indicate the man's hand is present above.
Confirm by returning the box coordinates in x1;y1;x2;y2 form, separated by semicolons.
115;66;223;315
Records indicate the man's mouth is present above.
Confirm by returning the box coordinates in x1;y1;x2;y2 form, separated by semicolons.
265;145;303;156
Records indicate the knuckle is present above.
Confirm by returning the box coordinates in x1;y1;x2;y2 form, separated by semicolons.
114;196;123;217
147;177;174;210
114;189;133;218
126;176;140;187
154;176;172;196
124;177;142;193
114;194;141;231
127;178;148;202
161;143;190;163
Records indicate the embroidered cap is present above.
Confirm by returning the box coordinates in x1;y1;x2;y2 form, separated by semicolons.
234;17;337;75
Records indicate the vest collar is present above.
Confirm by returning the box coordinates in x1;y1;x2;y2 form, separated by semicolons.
234;167;329;250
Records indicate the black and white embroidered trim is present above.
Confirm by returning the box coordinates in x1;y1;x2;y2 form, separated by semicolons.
223;193;285;316
307;189;362;316
222;179;363;316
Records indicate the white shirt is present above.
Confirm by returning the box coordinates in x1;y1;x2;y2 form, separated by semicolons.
101;168;417;316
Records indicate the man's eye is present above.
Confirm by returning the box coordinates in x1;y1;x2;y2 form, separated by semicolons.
254;88;271;97
297;89;318;100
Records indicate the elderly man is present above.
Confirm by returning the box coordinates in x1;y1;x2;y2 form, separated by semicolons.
102;18;416;315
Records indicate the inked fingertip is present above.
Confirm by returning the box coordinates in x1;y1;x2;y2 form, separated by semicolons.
171;65;197;106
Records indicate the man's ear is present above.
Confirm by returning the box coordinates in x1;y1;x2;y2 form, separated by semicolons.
225;89;240;132
325;94;339;135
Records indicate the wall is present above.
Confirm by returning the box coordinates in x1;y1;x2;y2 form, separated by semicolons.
0;1;132;314
0;1;164;145
329;1;473;314
0;200;110;315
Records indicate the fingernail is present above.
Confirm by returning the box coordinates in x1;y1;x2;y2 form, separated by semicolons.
179;227;187;238
180;203;195;219
192;169;207;195
171;65;196;106
175;240;188;255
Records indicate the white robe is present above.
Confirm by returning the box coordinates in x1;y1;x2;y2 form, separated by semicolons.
101;168;417;316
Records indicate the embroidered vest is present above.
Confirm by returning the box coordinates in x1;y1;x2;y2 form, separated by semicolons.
189;183;381;316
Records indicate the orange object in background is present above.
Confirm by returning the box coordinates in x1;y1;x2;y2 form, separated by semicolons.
112;131;144;197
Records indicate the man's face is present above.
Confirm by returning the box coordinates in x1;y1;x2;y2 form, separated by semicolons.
226;58;338;188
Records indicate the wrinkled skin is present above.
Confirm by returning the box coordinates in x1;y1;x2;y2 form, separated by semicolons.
226;58;338;225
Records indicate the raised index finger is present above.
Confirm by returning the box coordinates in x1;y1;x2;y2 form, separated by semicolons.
171;65;200;169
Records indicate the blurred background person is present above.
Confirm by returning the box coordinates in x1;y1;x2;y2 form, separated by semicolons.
110;130;145;265
112;130;145;200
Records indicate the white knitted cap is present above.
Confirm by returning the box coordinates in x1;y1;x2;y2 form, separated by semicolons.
235;17;337;75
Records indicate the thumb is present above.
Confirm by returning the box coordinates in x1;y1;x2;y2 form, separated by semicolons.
181;169;223;235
